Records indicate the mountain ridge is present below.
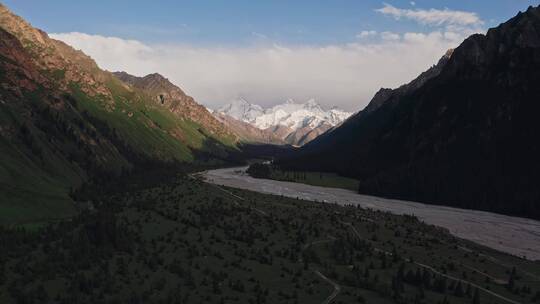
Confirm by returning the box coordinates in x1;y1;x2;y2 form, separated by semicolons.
112;71;233;139
277;5;540;220
0;3;238;224
212;112;286;145
216;98;352;145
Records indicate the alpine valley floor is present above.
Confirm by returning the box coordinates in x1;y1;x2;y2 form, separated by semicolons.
1;169;540;304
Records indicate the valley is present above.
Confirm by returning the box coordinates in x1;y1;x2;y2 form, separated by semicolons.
1;2;540;304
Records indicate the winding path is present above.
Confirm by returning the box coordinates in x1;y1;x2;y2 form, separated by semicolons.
313;270;341;304
301;238;341;304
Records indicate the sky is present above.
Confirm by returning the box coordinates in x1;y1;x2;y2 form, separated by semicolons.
4;0;538;111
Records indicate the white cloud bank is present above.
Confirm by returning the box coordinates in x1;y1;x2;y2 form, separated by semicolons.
50;5;483;111
376;3;483;27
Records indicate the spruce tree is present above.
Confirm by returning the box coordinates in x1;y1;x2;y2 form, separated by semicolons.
472;288;480;304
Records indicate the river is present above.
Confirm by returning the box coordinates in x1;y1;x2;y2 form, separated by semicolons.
201;166;540;261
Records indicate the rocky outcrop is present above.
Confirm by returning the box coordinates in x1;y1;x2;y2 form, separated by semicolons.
1;3;235;143
263;125;293;141
0;4;112;99
213;112;285;144
288;123;332;146
113;71;233;139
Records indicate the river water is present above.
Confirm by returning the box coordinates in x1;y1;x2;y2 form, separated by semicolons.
201;166;540;261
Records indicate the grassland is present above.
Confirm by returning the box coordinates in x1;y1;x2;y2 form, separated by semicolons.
0;138;76;225
1;172;538;304
0;94;81;226
70;79;234;163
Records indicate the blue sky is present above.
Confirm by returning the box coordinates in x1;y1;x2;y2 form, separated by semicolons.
5;0;535;45
4;1;538;110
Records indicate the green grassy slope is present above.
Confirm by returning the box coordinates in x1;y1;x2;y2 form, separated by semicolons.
0;75;237;225
70;77;238;162
0;20;237;225
0;138;76;225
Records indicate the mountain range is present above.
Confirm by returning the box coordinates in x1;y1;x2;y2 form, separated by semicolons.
215;98;352;146
278;5;540;220
0;3;238;224
3;0;540;223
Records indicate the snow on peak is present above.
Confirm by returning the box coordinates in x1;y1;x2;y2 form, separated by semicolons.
217;98;264;123
216;98;352;131
304;98;318;107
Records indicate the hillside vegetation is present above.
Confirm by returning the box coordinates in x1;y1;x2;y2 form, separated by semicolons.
0;4;237;224
1;170;539;304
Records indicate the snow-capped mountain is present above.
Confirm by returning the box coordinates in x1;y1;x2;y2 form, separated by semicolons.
215;98;352;146
217;98;264;124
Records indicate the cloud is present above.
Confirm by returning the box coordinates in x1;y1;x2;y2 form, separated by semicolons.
380;31;400;41
376;3;483;27
251;31;268;40
357;30;377;39
50;31;471;111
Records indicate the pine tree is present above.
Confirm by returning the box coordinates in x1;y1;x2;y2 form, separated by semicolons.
465;283;472;298
454;281;464;297
507;274;515;291
472;288;480;304
397;263;405;281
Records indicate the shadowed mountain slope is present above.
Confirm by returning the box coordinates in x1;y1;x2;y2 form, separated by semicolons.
278;6;540;219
